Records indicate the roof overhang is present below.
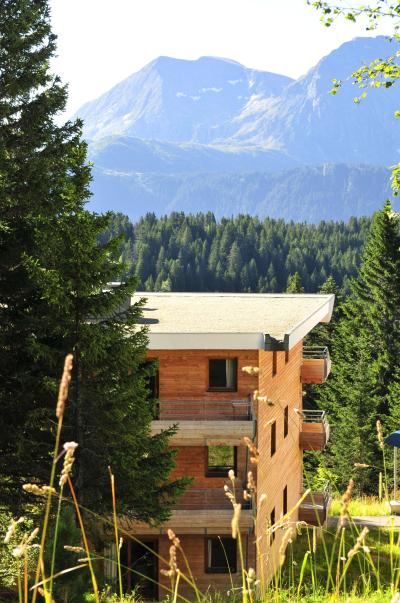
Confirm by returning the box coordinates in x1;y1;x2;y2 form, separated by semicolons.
264;294;334;351
146;294;334;351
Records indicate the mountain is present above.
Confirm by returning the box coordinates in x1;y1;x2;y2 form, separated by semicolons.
74;36;400;221
77;56;292;144
88;136;299;174
90;164;392;223
231;36;400;165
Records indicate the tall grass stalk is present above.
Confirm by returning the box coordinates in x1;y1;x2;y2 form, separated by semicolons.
67;475;99;602
109;467;123;601
31;354;73;603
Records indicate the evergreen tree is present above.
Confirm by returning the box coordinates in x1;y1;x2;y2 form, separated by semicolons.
316;202;400;491
286;272;305;293
0;0;187;518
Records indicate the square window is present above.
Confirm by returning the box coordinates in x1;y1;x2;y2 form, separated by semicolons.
271;421;276;457
272;352;277;377
270;508;276;543
206;537;237;573
209;358;237;391
284;406;289;438
207;446;237;477
283;486;288;516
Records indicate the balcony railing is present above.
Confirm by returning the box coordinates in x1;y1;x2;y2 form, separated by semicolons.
157;397;254;421
173;486;251;510
301;347;332;384
298;481;332;526
299;409;330;450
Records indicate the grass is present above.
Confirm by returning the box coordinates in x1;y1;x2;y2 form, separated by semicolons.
281;525;400;594
2;355;400;603
329;496;390;517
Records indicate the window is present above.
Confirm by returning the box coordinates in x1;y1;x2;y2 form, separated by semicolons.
271;421;276;457
142;360;159;418
285;350;289;364
206;537;237;573
143;360;159;399
284;405;289;438
283;486;288;516
209;358;237;391
272;351;277;377
270;508;276;543
207;446;237;477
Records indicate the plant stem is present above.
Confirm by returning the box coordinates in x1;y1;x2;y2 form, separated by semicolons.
67;475;100;603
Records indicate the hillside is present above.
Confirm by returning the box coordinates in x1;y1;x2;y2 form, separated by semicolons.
75;36;400;220
91;163;391;222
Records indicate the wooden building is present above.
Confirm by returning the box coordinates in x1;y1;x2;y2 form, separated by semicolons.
114;292;334;598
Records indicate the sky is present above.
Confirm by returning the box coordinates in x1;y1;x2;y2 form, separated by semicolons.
49;0;393;118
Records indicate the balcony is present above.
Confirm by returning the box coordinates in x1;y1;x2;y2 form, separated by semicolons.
174;486;251;510
298;482;332;526
121;486;254;535
157;398;254;421
301;347;332;384
120;509;254;535
299;409;330;451
151;398;255;445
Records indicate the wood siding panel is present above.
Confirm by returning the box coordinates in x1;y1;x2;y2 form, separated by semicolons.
299;423;327;451
147;350;259;401
256;343;304;584
158;534;256;597
301;358;328;384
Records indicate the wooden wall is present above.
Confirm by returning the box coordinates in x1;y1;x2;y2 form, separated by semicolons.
157;533;256;597
147;349;259;400
256;343;304;586
144;345;304;592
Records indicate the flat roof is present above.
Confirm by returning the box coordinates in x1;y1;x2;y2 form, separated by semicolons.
132;292;334;351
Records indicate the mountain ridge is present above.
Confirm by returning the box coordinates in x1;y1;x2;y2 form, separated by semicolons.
75;36;400;221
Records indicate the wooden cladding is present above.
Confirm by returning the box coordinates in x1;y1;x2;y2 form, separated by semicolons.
300;422;328;451
146;350;258;401
301;348;331;384
298;491;330;526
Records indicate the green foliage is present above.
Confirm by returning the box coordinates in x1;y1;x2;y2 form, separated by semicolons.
314;202;400;492
286;272;305;293
0;0;188;523
0;510;39;589
101;212;370;295
308;1;400;194
44;506;91;602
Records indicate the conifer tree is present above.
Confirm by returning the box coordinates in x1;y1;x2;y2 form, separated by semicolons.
0;0;187;518
286;272;305;293
316;202;400;491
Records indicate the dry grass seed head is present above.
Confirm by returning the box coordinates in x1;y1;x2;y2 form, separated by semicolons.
376;420;385;450
4;517;25;544
22;484;56;497
243;436;259;465
279;526;296;566
339;478;354;528
59;441;78;487
347;526;369;558
231;503;241;539
161;544;178;578
242;366;259;375
354;463;371;469
64;545;85;553
56;354;73;418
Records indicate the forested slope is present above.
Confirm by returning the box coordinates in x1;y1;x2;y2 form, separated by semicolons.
102;212;371;293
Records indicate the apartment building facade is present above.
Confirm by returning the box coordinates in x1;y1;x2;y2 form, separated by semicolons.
116;292;334;598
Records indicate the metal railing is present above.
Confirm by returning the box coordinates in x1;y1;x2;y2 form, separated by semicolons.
300;409;330;442
302;346;330;360
156;396;254;421
173;486;251;510
301;480;332;509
